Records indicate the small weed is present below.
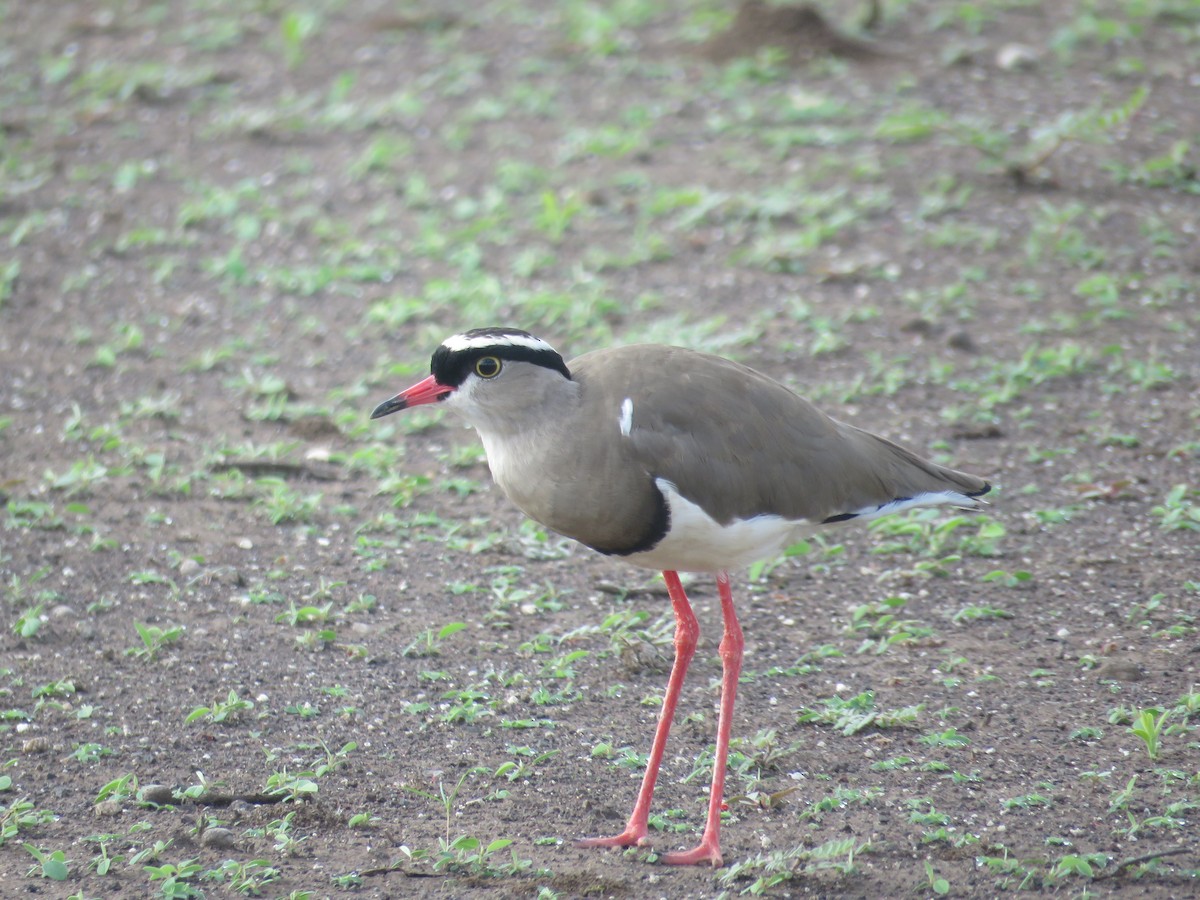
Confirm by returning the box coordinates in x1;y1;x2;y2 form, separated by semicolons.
953;603;1014;623
1003;792;1052;810
1128;707;1172;760
797;691;920;735
144;857;203;897
95;773;138;805
403;622;468;658
2;799;56;847
84;833;124;875
70;742;115;763
279;10;320;68
415;834;542;877
125;623;184;661
1113;138;1198;190
209;858;282;894
184;690;254;725
254;478;323;524
719;836;871;892
12;605;45;639
1049;852;1107;880
730;728;803;772
919;727;971;749
534;190;585;243
848;597;935;654
801;787;883;824
979;569;1033;589
1151;484;1200;532
23;843;69;881
945;85;1148;183
907;797;950;827
244;810;308;856
264;770;319;804
44;457;109;497
347;810;379;829
925;860;951;895
275;601;333;627
404;771;481;843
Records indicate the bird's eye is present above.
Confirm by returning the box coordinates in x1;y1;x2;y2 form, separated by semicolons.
474;356;502;378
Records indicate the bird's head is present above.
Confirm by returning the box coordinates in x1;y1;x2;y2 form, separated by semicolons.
371;327;572;431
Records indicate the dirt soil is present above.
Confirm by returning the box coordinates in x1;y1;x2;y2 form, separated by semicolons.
2;1;1199;898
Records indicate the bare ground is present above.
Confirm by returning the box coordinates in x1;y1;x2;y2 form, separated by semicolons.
1;1;1199;898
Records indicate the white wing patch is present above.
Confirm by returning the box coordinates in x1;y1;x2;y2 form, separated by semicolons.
623;479;815;574
621;483;985;574
847;490;985;520
618;397;634;437
442;332;557;354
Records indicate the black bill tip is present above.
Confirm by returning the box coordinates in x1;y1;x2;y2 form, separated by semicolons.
370;396;407;419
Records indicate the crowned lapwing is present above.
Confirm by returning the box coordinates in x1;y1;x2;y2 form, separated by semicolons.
372;326;991;866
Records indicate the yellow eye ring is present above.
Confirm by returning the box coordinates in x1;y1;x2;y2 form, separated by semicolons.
475;356;502;378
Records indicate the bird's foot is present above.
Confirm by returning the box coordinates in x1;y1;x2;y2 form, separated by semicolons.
660;839;723;868
577;828;648;850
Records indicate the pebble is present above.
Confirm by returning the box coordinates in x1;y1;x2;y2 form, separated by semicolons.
1095;659;1145;682
996;43;1038;70
200;827;237;849
139;783;175;805
947;330;977;353
227;799;253;820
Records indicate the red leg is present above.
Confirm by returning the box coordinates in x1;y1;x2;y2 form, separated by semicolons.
661;570;742;867
579;570;699;850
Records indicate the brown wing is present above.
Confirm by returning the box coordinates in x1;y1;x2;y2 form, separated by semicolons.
571;345;989;526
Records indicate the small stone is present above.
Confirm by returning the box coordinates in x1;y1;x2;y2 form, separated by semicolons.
139;784;175;805
289;414;339;440
236;537;253;550
947;331;977;352
997;43;1038;70
227;800;253;820
1095;659;1145;682
179;558;201;577
93;798;123;817
200;827;237;849
900;317;936;335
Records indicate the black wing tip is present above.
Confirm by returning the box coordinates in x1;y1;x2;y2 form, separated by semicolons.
968;481;993;499
821;481;991;525
821;512;859;524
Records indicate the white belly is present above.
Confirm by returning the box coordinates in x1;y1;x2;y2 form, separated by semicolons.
623;479;815;573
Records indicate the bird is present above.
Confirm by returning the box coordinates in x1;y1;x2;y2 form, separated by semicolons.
371;326;991;867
